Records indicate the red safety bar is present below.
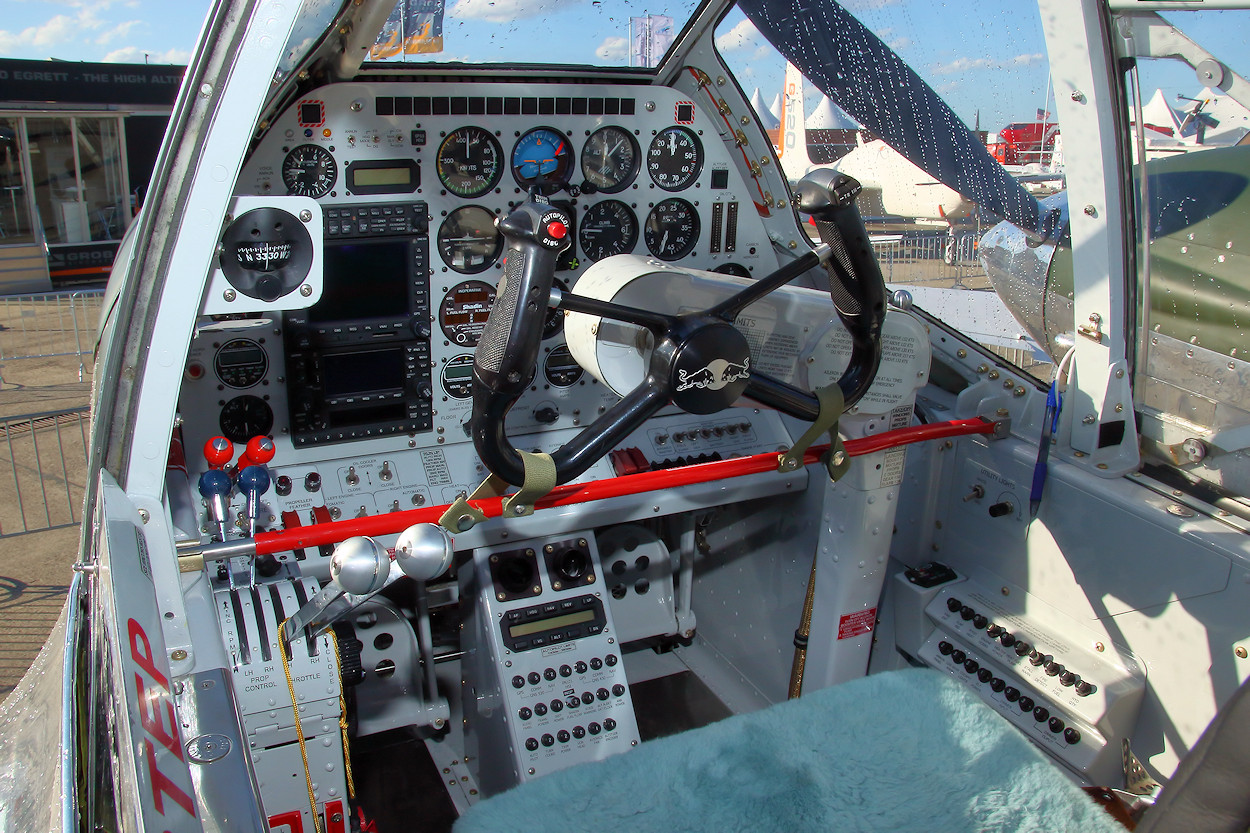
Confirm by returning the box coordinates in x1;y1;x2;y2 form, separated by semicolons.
252;417;996;556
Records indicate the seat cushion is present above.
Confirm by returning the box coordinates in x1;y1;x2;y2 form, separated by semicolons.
454;667;1122;833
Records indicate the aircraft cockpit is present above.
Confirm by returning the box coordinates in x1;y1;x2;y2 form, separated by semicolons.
4;1;1250;832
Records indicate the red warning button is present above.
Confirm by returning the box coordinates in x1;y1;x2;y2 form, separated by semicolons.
547;220;567;240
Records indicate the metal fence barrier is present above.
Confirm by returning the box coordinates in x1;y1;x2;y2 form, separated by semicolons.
872;230;982;288
0;290;104;385
0;407;90;538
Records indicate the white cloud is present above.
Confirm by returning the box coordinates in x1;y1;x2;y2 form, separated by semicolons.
103;45;189;64
0;1;124;55
715;18;760;53
595;36;628;62
931;53;1044;76
887;36;912;51
448;0;581;24
96;19;141;45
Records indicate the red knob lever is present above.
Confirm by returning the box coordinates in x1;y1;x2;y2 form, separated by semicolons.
203;436;234;470
237;435;275;470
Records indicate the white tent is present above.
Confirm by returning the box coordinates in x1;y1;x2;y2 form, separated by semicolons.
750;87;781;130
807;94;859;130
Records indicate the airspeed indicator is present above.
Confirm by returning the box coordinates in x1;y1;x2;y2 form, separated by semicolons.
647;127;703;191
437;127;503;197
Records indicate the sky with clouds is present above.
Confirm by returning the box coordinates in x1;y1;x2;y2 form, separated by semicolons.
2;0;1244;133
0;0;213;64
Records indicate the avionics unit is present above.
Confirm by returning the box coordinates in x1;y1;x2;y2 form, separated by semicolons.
283;201;433;445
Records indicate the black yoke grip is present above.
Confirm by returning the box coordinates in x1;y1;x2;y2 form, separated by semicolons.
794;170;888;406
472;198;571;477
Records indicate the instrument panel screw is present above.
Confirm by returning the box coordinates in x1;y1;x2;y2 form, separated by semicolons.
223;289;236;302
1003;379;1015;388
544;545;554;554
976;364;988;374
1084;205;1097;217
1082;414;1096;424
138;508;150;524
957;349;967;358
645;101;656;112
1238;647;1248;659
831;450;846;466
1114;403;1124;413
1001;587;1010;596
1115;368;1125;378
199;83;213;98
300;284;313;297
299;209;312;223
171;649;188;662
996;408;1009;417
987;370;999;380
1014;386;1027;397
1071;90;1084;102
1095;642;1105;652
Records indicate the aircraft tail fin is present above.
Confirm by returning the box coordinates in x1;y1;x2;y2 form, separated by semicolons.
778;62;813;181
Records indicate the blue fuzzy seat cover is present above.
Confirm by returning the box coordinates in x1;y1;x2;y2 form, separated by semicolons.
454;668;1122;833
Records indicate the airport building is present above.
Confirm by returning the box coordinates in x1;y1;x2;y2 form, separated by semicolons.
0;58;185;291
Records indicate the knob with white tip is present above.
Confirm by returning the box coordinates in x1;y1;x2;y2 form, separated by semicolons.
394;524;454;582
330;536;391;595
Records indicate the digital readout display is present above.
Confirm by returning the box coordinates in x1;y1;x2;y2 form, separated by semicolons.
508;609;595;639
310;240;409;322
322;347;405;396
350;166;413;187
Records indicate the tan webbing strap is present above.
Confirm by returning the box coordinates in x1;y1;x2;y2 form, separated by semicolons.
438;451;558;531
502;451;557;518
777;384;850;482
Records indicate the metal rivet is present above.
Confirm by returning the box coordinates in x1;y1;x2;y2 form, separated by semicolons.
1003;379;1014;388
1095;642;1105;652
1082;414;1096;424
1238;647;1248;659
1114;403;1124;413
171;649;188;661
1014;386;1026;397
976;364;988;374
1084;205;1097;217
1001;587;1010;596
199;83;213;98
988;370;999;380
1115;369;1124;378
138;508;150;523
957;349;967;358
1071;90;1084;102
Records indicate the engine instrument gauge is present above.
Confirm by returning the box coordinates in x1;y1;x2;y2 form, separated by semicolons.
544;345;584;387
219;395;274;444
579;200;639;262
439;280;497;347
580;126;639;193
214;339;268;389
437;127;503;197
511;127;574;192
644;198;700;261
646;127;703;191
281;144;337;198
441;354;475;399
437;206;503;274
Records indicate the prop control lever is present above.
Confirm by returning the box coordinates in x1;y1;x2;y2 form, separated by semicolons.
198;469;232;542
280;524;454;645
237;465;271;538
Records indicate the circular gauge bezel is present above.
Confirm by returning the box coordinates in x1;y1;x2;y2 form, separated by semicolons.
579;200;639;263
437;206;503;275
646;127;704;192
281;144;337;198
511;127;575;191
436;126;504;198
580;126;640;193
439;280;497;347
644;198;700;261
219;394;274;444
441;354;476;399
214;338;268;389
544;345;584;387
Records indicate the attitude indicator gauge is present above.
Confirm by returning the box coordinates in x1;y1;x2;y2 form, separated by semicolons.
438;206;503;274
437;126;503;197
579;200;638;262
512;127;574;192
644;198;699;261
646;127;703;191
581;126;640;193
281;144;337;198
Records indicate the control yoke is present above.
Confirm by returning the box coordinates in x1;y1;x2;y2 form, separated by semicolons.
471;174;888;487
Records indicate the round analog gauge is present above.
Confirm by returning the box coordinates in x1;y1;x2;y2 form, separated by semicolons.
580;126;640;193
438;206;502;274
439;280;497;347
214;338;268;389
437;126;503;197
543;278;570;340
281;144;337;198
511;127;575;191
579;200;639;262
219;395;274;444
645;198;700;261
544;345;584;387
441;354;476;399
647;127;703;191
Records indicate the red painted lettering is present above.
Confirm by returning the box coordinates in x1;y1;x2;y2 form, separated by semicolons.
129;619;170;692
144;739;196;817
136;674;184;761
